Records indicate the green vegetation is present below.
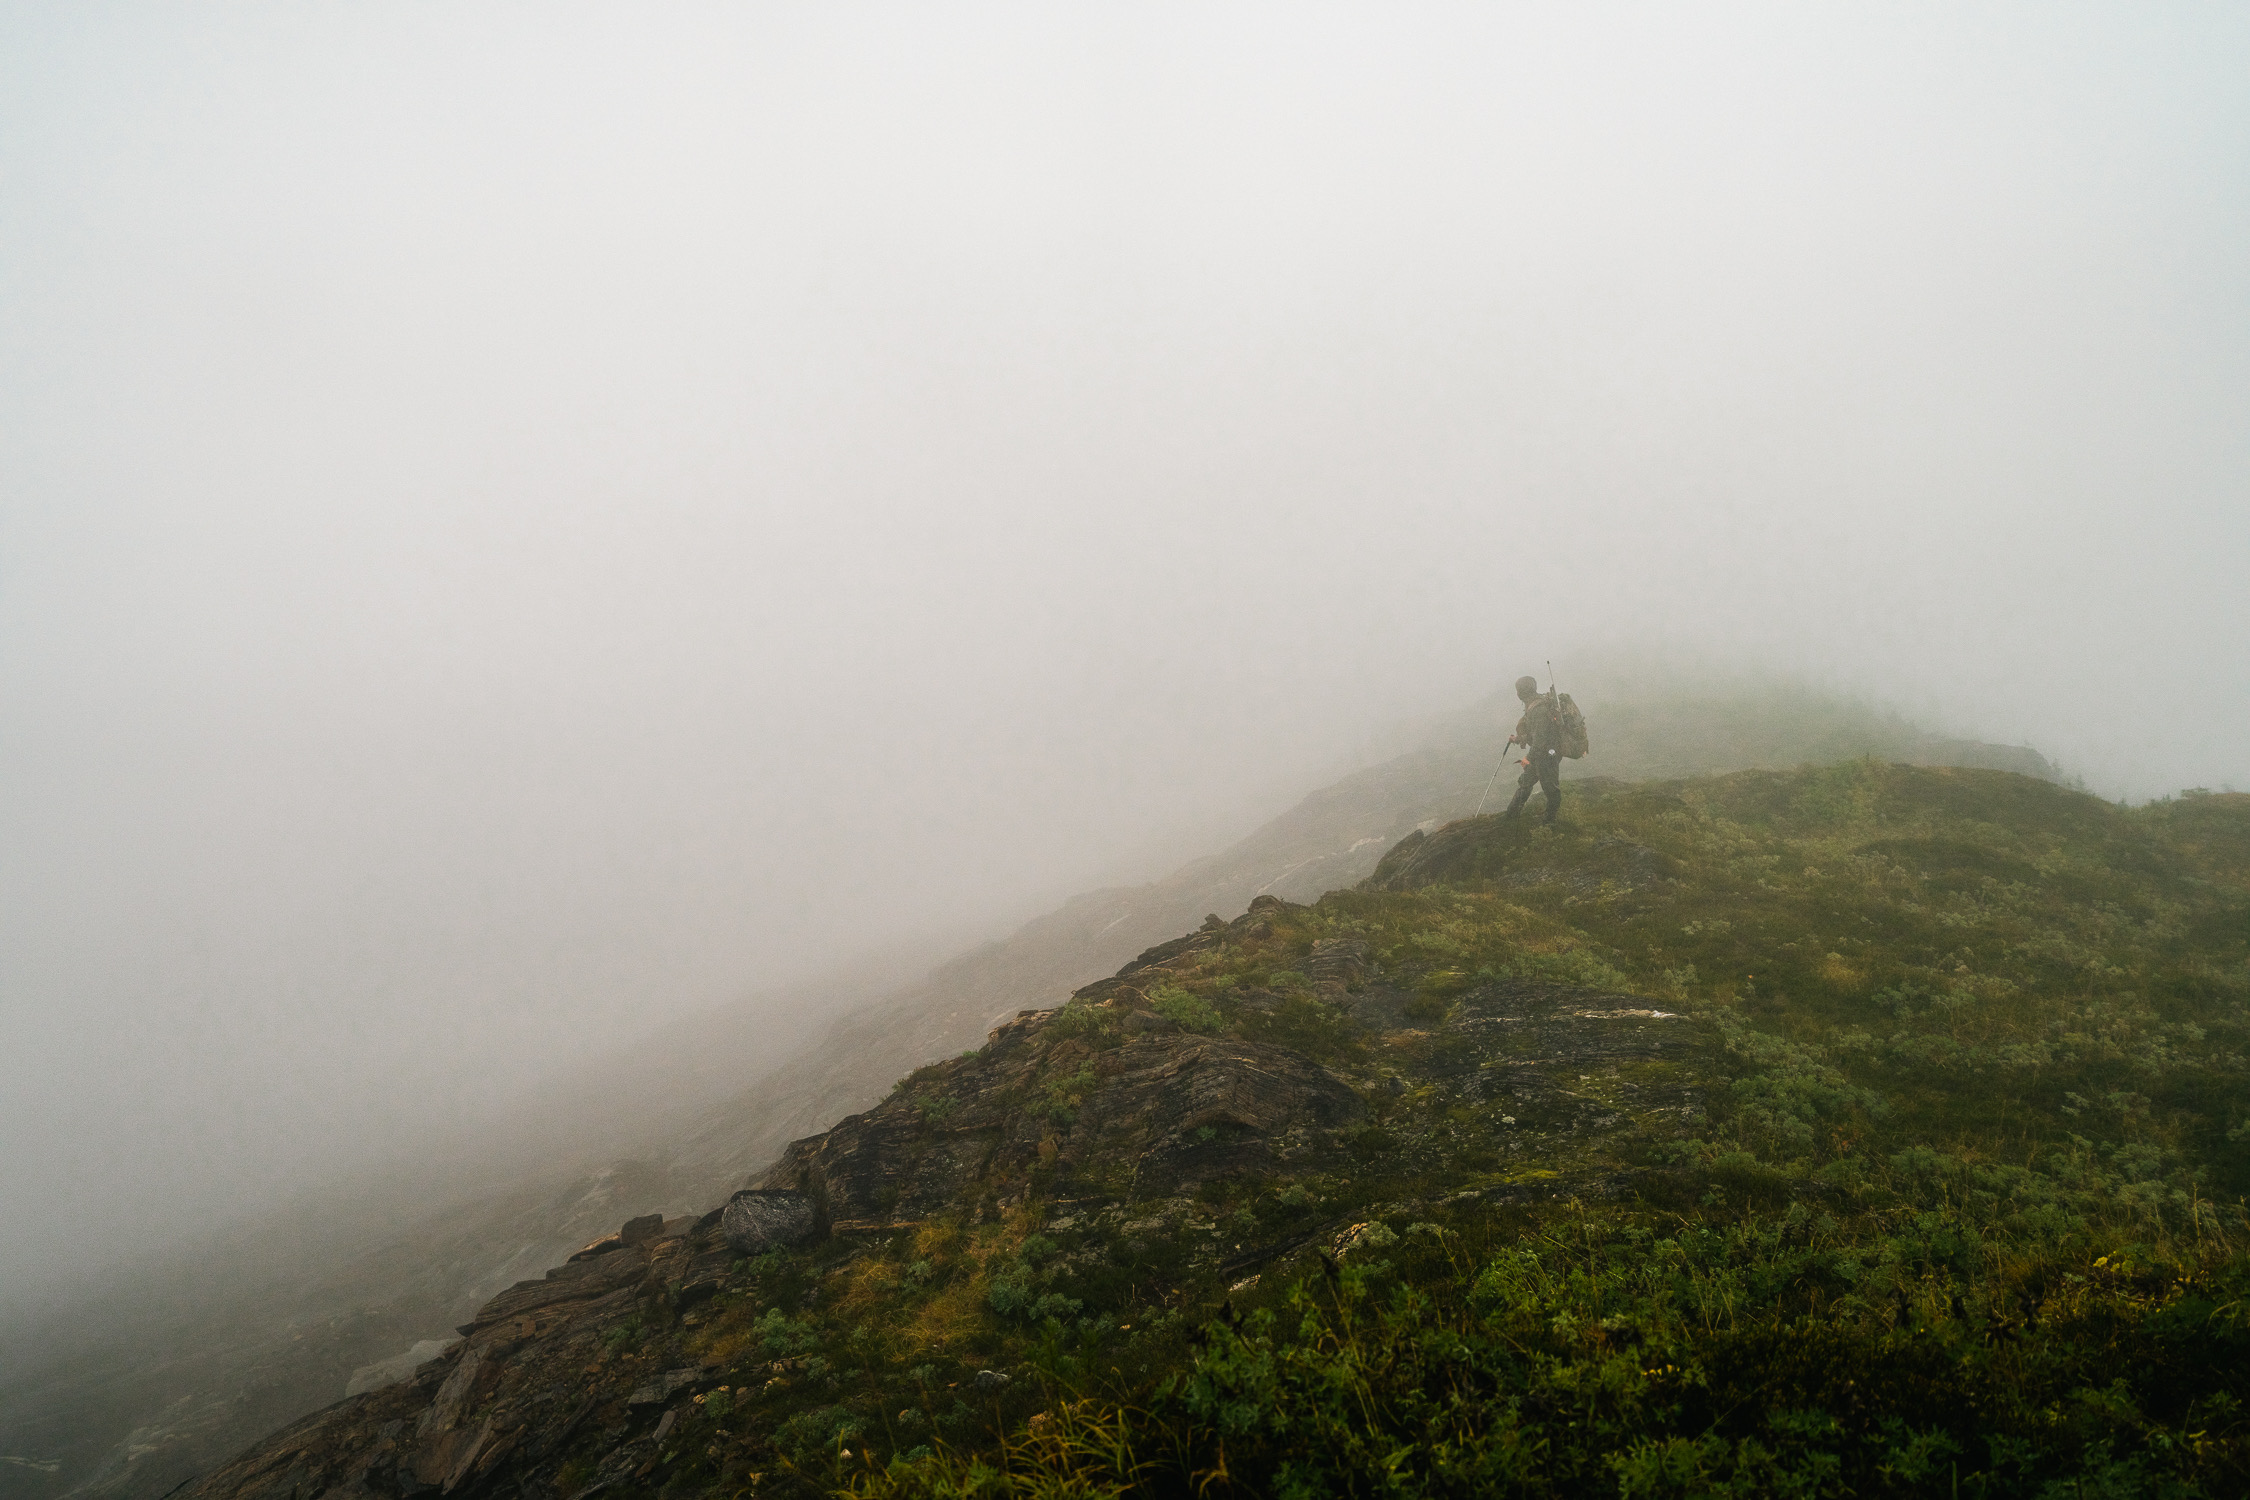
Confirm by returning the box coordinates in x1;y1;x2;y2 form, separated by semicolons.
633;764;2249;1498
1148;982;1222;1034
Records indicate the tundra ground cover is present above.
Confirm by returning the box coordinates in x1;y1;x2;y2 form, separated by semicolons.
579;767;2250;1497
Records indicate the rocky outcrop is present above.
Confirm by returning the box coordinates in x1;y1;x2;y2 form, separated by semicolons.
184;1213;742;1500
755;1024;1363;1231
752;896;1364;1231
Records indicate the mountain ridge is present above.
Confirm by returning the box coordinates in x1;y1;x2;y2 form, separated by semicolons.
0;686;2074;1500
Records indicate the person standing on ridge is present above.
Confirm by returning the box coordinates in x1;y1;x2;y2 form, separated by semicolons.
1503;673;1574;824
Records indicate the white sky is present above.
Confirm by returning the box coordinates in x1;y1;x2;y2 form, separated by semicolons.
2;3;2246;1302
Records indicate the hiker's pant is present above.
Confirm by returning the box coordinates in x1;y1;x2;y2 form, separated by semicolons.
1507;749;1562;823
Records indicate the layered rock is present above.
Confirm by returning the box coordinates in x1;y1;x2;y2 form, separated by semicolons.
754;1025;1363;1232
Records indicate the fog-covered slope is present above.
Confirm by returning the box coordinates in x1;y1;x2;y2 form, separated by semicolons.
0;685;2061;1500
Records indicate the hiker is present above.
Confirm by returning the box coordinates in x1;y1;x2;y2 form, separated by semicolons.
1503;673;1588;824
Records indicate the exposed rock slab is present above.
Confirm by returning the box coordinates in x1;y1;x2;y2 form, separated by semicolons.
753;1015;1363;1227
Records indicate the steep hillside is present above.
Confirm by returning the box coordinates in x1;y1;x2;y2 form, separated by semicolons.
182;767;2249;1500
0;690;2068;1500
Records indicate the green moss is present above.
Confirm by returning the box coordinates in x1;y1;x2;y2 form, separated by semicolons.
1148;982;1220;1033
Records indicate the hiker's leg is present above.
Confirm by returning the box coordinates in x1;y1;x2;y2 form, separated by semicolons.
1539;753;1562;824
1503;760;1536;818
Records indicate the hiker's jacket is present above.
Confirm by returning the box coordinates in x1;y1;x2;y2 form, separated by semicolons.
1514;694;1563;755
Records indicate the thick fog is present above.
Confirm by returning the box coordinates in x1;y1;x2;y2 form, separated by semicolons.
2;5;2245;1308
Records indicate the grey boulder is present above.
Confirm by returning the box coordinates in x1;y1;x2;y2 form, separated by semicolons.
719;1188;819;1255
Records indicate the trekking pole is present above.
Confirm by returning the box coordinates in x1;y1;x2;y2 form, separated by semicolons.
1474;753;1510;817
1474;692;1526;816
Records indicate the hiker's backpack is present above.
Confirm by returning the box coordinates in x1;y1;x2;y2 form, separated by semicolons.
1555;692;1590;759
